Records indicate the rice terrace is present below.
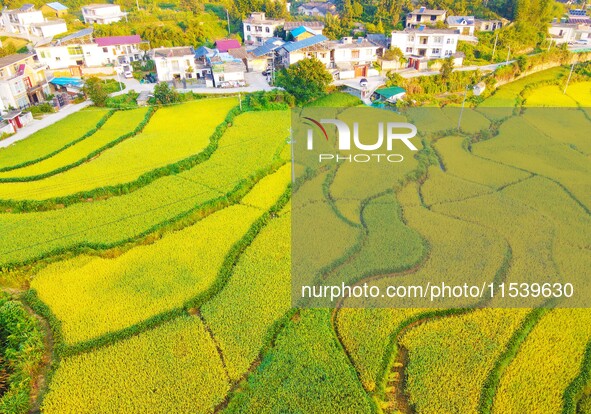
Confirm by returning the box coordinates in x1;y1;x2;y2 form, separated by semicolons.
0;65;590;414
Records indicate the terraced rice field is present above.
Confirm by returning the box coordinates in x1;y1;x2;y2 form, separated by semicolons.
0;65;589;413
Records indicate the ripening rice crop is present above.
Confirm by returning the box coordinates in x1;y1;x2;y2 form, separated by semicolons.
0;98;236;201
224;309;373;414
31;167;289;344
434;135;530;188
524;84;578;107
0;108;109;170
0;110;289;268
522;108;591;155
335;307;424;393
492;309;591;414
291;170;360;295
202;211;291;381
565;81;591;106
473;116;591;209
479;67;567;108
379;182;506;308
41;316;229;414
322;193;426;293
441;107;491;134
433;190;557;308
401;308;529;414
420;165;491;206
0;108;148;179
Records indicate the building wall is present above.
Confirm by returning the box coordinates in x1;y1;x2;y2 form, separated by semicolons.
82;6;124;24
391;32;459;59
406;13;446;28
31;21;68;38
36;44;104;69
154;56;195;81
333;46;378;64
243;22;280;45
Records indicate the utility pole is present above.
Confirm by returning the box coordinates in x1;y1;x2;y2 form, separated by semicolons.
506;46;510;65
547;38;553;52
136;0;140;11
564;62;575;94
226;9;231;36
287;129;295;183
457;85;469;130
492;33;498;61
239;92;242;110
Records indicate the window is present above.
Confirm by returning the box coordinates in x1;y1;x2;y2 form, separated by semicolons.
432;48;440;54
265;27;270;33
433;36;443;43
409;35;415;41
446;38;455;44
67;46;83;55
246;25;251;31
352;50;360;59
171;60;180;71
445;50;452;56
406;47;413;53
56;57;61;61
103;47;108;52
40;51;47;58
320;53;326;58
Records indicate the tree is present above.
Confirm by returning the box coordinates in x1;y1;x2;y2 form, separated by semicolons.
153;82;180;105
83;77;109;107
276;58;332;104
440;56;454;80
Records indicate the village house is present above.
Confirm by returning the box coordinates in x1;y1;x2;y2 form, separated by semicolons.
474;18;505;31
567;9;591;24
35;29;145;71
391;27;461;70
284;21;324;36
95;35;144;66
153;46;196;82
81;4;127;24
0;53;50;114
289;25;317;41
446;16;475;35
330;37;380;78
242;12;285;46
549;22;591;44
297;2;338;18
41;2;68;18
214;39;241;52
277;35;330;67
406;7;447;28
250;37;285;71
0;4;67;38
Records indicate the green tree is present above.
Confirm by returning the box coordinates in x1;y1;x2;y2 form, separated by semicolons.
83;77;109;107
153;82;180;105
440;56;454;80
276;58;332;103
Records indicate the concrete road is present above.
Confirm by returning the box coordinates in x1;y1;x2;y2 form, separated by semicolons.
0;101;91;149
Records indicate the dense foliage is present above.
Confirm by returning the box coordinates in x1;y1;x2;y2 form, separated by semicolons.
276;58;333;104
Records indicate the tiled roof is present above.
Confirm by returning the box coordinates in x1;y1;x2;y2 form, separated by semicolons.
284;21;325;31
410;7;446;15
447;16;475;25
251;38;285;56
153;46;195;58
45;2;68;11
95;35;142;46
281;34;328;52
56;27;93;44
215;39;241;52
0;53;34;69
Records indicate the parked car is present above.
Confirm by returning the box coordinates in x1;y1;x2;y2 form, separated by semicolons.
124;70;133;78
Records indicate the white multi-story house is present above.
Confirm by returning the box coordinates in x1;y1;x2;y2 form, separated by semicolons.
446;16;475;35
29;19;68;38
330;37;380;78
406;7;447;28
242;12;285;46
474;18;504;31
549;22;591;44
0;4;67;38
81;4;127;24
297;2;338;17
0;53;50;113
277;35;330;67
95;35;143;65
153;46;196;82
391;27;460;69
